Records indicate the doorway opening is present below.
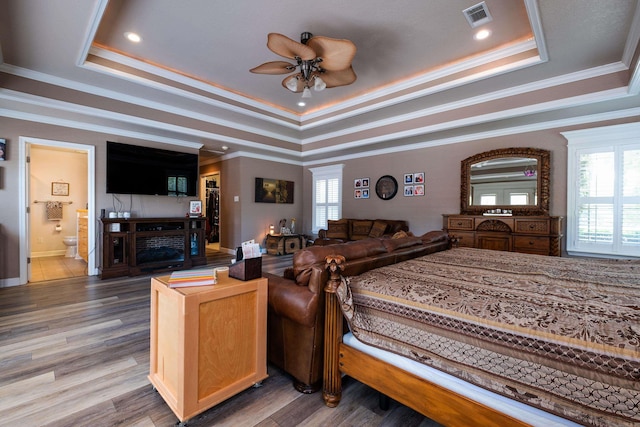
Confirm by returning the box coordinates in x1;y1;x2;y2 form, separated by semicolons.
201;173;220;252
19;137;96;285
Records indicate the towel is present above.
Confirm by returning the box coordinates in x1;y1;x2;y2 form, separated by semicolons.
46;201;63;220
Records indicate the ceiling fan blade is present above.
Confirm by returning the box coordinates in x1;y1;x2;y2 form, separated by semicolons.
267;33;316;61
306;36;356;71
318;67;357;88
281;73;305;93
250;61;295;75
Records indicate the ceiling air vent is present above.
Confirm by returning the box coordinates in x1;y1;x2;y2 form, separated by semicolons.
463;1;493;28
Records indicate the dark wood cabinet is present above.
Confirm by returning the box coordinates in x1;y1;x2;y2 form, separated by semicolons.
99;217;206;279
443;214;563;256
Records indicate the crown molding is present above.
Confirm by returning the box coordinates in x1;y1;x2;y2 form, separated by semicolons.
301;64;629;147
303;105;640;167
0;89;302;157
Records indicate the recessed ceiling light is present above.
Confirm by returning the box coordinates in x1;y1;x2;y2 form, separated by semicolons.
297;100;306;107
124;32;142;43
221;145;229;151
474;29;491;40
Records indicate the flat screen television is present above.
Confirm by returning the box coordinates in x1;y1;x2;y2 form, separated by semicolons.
106;141;199;196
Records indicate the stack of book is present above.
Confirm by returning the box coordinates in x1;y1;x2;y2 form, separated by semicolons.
168;269;216;288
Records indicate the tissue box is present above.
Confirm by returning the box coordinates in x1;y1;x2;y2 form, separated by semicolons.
229;257;262;281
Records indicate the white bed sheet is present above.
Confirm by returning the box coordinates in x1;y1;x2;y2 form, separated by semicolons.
342;332;581;427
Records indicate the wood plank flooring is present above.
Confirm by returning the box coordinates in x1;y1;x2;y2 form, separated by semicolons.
0;252;438;427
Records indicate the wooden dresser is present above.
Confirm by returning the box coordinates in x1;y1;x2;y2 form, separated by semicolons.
443;214;563;256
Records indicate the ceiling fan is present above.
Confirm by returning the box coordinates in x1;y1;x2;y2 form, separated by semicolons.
250;32;357;98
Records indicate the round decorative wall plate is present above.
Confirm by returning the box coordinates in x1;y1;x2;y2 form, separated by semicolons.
375;175;398;200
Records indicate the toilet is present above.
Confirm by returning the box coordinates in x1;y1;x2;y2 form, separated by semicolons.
62;236;77;258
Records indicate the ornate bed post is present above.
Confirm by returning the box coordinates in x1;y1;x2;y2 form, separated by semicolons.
322;254;345;407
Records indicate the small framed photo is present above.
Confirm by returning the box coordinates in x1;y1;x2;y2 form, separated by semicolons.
414;184;425;196
362;188;369;199
354;189;363;198
404;173;413;184
51;182;69;196
414;172;425;184
189;200;202;217
354;177;370;188
404;185;414;197
0;138;5;161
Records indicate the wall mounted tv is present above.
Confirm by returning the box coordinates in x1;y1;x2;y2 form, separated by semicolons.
106;141;199;196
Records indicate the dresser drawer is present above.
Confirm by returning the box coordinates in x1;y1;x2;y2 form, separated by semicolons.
514;236;549;253
515;219;549;235
447;217;474;231
452;231;475;247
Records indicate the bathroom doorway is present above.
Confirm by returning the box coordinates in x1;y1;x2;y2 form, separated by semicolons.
18;137;96;284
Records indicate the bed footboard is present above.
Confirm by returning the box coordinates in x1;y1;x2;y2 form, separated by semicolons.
322;254;345;408
321;254;530;426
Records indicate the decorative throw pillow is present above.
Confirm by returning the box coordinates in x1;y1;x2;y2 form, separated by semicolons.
326;219;349;240
368;220;388;238
351;220;373;239
392;230;408;239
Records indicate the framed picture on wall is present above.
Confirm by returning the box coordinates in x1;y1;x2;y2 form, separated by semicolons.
51;182;69;196
255;178;294;203
0;138;5;161
189;200;202;217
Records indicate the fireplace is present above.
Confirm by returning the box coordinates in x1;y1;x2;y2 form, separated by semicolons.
136;235;185;265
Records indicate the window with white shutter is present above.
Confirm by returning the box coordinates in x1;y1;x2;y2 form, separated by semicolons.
564;123;640;257
309;164;344;234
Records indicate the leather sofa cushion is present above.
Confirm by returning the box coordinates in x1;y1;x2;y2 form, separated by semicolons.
326;219;349;240
420;230;449;243
268;274;318;327
350;220;373;240
382;236;423;252
368;220;388;238
293;238;387;286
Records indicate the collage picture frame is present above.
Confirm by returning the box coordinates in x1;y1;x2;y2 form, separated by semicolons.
354;177;370;199
403;172;425;197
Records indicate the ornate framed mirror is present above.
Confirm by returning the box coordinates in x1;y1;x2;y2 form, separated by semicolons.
460;147;550;216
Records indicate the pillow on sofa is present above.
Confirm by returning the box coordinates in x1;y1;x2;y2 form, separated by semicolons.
368;220;388;238
326;219;349;240
350;220;373;240
392;230;408;239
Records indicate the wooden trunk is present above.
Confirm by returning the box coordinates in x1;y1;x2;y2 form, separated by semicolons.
149;275;268;422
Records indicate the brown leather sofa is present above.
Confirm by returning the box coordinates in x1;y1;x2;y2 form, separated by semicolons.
314;218;409;245
263;230;450;393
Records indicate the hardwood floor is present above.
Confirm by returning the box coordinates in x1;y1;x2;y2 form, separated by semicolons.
0;252;438;427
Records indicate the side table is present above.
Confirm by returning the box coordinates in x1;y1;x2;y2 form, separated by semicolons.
265;234;305;255
148;274;268;423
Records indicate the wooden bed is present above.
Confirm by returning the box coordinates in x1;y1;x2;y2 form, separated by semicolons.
322;248;640;427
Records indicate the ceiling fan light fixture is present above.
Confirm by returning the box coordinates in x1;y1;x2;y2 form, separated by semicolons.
285;77;298;92
314;76;326;91
251;32;357;97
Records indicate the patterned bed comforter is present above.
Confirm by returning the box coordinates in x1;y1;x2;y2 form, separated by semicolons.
336;247;640;427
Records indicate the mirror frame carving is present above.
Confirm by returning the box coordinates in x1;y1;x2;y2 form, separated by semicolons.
460;147;550;216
